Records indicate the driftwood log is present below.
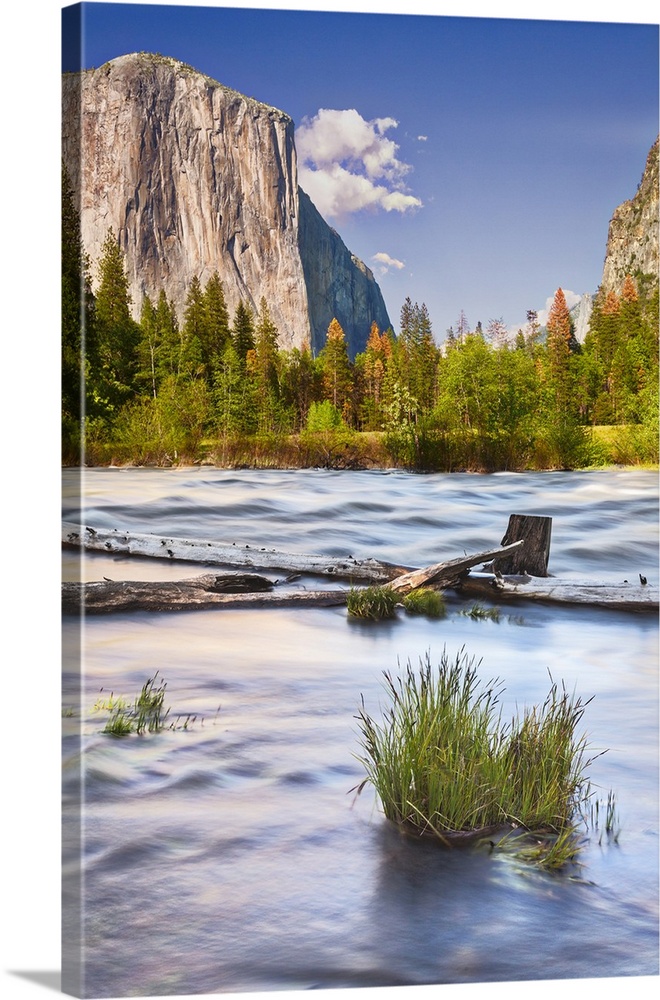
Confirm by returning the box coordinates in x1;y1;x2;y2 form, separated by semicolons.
386;542;524;594
458;572;658;613
62;520;658;613
62;576;347;615
62;522;409;582
62;540;525;614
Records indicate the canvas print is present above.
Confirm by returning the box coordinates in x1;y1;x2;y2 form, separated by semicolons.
61;2;659;997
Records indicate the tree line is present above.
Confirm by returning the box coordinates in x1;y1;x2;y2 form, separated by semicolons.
62;165;658;470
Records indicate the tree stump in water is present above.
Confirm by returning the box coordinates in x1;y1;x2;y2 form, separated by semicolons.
491;514;552;578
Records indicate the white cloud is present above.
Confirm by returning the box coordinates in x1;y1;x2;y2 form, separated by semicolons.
372;252;406;275
417;135;428;141
296;108;422;219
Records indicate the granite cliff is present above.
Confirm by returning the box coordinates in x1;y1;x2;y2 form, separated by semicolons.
600;135;659;293
61;52;391;355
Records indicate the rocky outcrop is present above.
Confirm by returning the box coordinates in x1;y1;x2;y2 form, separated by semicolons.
62;52;391;354
600;136;659;293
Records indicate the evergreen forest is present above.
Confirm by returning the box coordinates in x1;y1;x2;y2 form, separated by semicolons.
62;166;659;472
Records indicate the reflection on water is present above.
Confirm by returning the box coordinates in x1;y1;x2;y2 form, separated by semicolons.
62;468;659;996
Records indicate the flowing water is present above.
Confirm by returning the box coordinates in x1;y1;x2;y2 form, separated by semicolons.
62;467;659;997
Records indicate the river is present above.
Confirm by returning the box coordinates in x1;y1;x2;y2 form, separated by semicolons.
61;467;659;998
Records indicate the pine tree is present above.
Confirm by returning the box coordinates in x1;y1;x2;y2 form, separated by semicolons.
201;272;231;373
154;291;181;382
360;321;388;427
181;275;206;378
318;317;353;418
280;340;317;431
95;228;140;409
252;298;282;430
545;287;574;408
619;275;645;345
456;310;470;342
213;343;258;435
524;310;542;354
61;161;97;440
254;297;280;391
232;300;256;363
137;294;159;398
398;300;437;413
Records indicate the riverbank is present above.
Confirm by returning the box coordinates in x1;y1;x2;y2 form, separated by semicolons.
73;424;658;472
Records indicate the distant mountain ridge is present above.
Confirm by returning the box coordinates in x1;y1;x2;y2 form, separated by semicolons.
61;52;391;356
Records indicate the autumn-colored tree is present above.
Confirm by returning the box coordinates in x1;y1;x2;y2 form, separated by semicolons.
619;275;645;347
279;340;318;431
357;321;390;427
318;317;353;419
545;287;575;408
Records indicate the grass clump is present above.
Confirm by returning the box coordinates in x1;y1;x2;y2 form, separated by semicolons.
347;585;398;620
402;588;446;618
98;674;170;736
460;602;500;621
355;648;602;870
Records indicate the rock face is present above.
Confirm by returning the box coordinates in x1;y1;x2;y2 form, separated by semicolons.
600;135;659;293
61;52;391;355
298;190;391;355
570;293;594;344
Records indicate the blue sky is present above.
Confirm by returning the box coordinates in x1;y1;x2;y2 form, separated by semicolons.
61;1;658;342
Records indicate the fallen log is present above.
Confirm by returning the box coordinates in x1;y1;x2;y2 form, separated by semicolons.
62;577;347;615
457;572;659;613
62;522;409;582
387;541;525;594
62;571;274;614
62;542;525;614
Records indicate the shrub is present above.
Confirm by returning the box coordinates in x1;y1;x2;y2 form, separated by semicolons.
532;414;595;470
306;400;345;432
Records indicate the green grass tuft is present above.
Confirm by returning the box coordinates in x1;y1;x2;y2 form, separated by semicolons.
402;588;446;618
347;585;398;620
355;648;604;870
